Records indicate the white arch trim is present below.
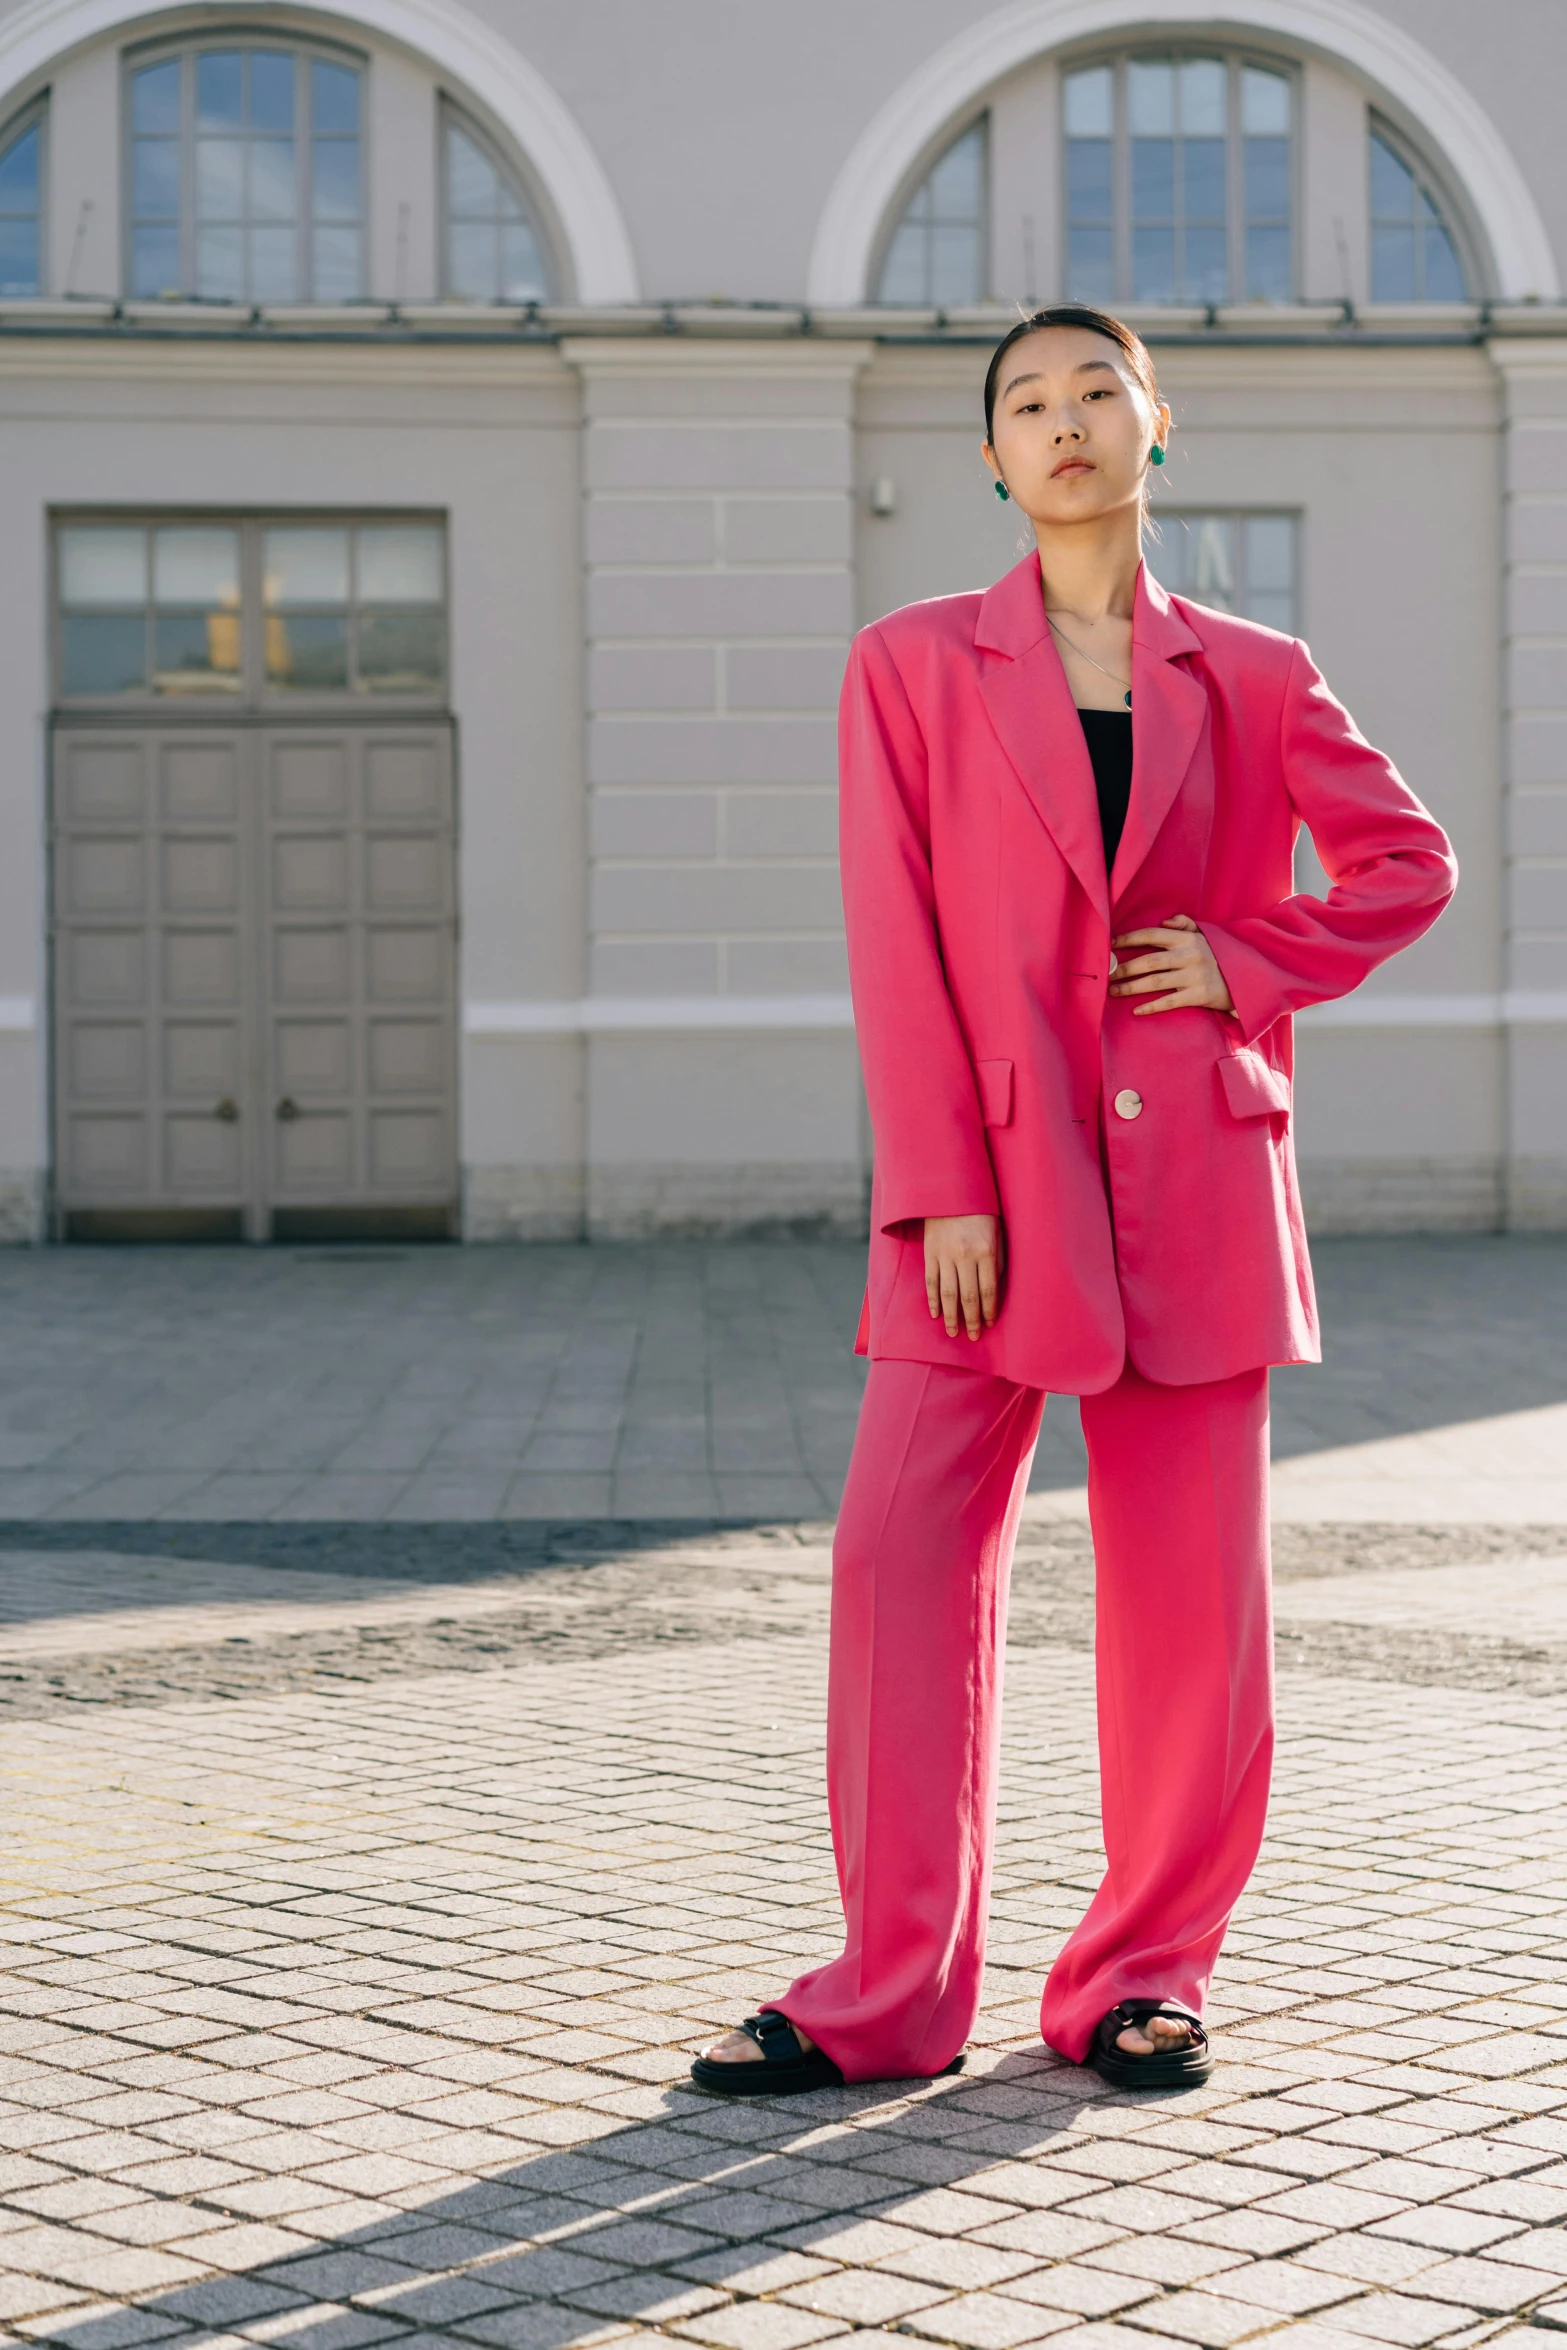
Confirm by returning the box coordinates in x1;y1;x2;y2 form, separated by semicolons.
0;0;640;302
808;0;1558;306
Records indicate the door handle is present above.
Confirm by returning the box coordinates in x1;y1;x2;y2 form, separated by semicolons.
214;1098;239;1123
276;1097;300;1122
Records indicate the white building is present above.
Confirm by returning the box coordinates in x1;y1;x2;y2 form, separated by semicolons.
0;0;1559;1242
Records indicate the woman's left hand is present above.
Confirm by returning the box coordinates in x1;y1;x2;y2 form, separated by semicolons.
1109;913;1235;1016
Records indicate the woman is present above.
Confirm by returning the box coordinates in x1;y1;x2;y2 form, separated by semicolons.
692;305;1456;2096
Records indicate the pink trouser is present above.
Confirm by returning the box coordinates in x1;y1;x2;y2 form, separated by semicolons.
772;1355;1273;2078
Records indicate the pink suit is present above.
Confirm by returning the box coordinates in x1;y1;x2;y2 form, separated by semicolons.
772;555;1455;2078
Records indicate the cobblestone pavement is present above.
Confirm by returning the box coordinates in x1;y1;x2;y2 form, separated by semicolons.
4;1239;1567;2350
0;1237;1560;1522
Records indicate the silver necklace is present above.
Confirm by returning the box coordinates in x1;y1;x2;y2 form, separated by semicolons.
1047;614;1132;709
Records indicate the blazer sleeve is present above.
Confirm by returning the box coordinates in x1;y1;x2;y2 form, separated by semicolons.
839;625;999;1233
1203;638;1458;1045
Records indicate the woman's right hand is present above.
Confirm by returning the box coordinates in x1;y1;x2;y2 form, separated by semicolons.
924;1215;1005;1340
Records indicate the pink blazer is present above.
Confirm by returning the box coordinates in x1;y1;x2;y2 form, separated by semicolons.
844;552;1457;1393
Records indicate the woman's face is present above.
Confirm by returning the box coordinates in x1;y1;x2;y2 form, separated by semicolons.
983;326;1168;526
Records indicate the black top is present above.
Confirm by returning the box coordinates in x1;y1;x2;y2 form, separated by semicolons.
1077;707;1133;871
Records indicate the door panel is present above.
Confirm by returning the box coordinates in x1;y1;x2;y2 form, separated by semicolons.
258;725;455;1226
53;720;455;1238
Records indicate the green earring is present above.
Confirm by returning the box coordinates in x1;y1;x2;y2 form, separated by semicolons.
994;479;1010;502
1150;443;1166;467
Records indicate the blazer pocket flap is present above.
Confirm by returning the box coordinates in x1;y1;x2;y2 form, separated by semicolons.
1217;1047;1291;1124
976;1058;1014;1127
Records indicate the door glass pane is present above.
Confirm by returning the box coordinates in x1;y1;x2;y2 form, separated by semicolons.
132;224;180;299
1240;67;1290;135
249;139;295;221
153;527;238;606
60;528;148;605
195;138;245;220
250;227;297;300
1128;59;1174;134
1178;57;1225;136
264;528;349;605
311;227;360;300
195;226;244;299
133;139;180;215
61;615;147;694
311;139;357;220
266;612;349;689
356;527;442;603
358;612;442;691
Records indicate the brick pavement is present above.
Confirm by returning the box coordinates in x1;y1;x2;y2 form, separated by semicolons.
0;1237;1559;1521
3;1238;1567;2350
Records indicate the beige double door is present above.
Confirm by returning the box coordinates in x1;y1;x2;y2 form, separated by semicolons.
52;720;457;1241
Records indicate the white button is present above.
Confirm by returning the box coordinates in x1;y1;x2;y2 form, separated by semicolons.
1108;953;1119;975
1113;1088;1143;1121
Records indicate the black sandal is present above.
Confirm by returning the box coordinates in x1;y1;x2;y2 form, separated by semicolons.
1086;1998;1212;2090
690;2012;844;2097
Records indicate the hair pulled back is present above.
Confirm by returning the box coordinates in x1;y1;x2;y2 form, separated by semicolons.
982;304;1161;443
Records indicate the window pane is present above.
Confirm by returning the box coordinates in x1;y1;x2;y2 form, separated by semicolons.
1424;221;1465;299
311;61;359;134
358;611;443;691
266;612;349;689
0;120;39;213
153;527;238;606
62;615;146;694
195;224;244;299
1370;133;1414;218
448;220;498;301
1244;515;1294;593
195;138;244;221
250;226;297;299
1131;139;1174;219
311;139;357;220
1064;65;1113;138
131;60;180;134
447;123;498;217
1189;517;1236;606
1244;137;1289;222
1132;225;1175;303
1245;223;1292;301
250;140;295;222
264;528;349;605
1128;59;1174;136
133;139;180;216
0;216;37;293
930;224;981;304
1183;138;1226;221
154;609;241;691
251;51;294;131
928;125;982;216
1067;139;1112;222
356;526;442;603
1372;221;1416;300
196;52;243;129
500;222;547;299
131;223;180;298
311;225;360;299
60;528;147;606
1178;58;1225;135
1184;224;1227;302
1240;67;1290;135
1066;224;1114;302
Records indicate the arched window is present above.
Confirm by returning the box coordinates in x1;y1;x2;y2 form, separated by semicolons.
127;43;363;303
441;105;551;302
1369;125;1466;301
1064;53;1293;306
875;120;986;306
0;102;43;297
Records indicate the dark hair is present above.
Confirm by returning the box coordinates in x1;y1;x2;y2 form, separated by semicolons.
983;304;1161;442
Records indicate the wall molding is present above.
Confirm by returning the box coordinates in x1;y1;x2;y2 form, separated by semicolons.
806;0;1560;307
463;991;1567;1040
0;0;640;302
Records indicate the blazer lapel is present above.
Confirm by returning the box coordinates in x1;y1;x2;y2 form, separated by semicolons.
976;553;1109;926
1111;565;1208;902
